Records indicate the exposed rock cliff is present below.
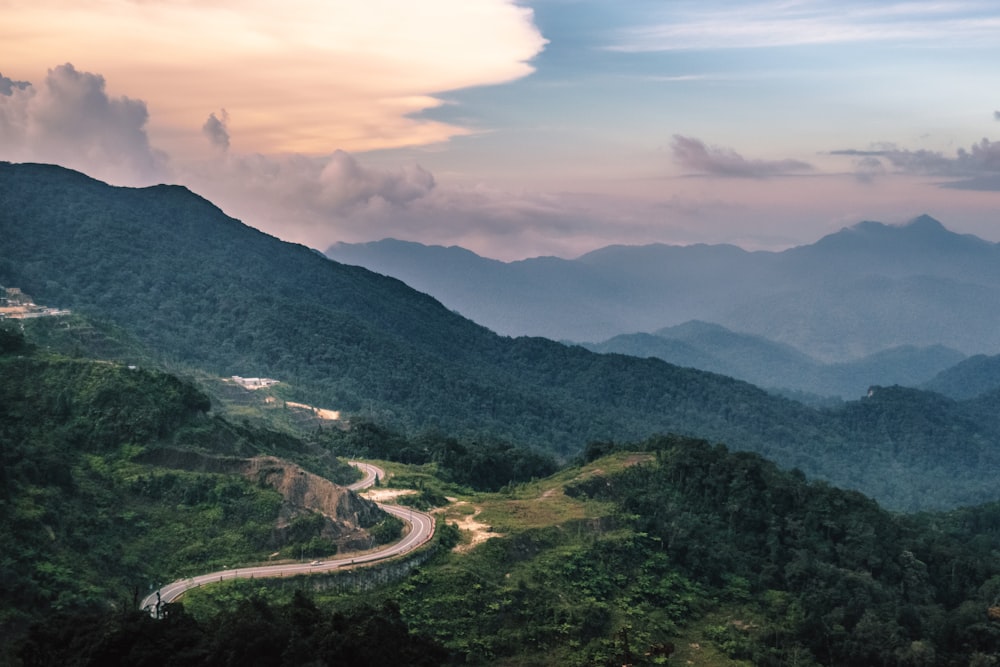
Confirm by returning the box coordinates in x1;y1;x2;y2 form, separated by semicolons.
137;449;386;549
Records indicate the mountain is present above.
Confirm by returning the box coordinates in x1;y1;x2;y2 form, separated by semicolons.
584;321;966;399
4;162;1000;511
924;353;1000;399
326;216;1000;360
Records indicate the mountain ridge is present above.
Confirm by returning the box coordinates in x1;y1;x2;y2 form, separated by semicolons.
326;215;1000;358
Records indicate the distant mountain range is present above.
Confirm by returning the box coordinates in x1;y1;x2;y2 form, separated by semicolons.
582;320;966;400
4;161;1000;511
326;215;1000;361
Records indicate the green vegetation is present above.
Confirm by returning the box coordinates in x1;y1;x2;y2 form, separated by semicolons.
15;594;447;666
42;435;1000;667
383;438;1000;665
0;348;359;646
316;421;558;492
6;348;1000;665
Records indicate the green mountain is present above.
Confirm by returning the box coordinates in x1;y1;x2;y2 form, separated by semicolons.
3;162;1000;512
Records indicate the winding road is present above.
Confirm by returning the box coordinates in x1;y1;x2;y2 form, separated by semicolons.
141;462;434;614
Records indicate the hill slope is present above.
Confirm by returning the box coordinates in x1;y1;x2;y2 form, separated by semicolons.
3;162;1000;511
924;353;1000;399
0;333;392;639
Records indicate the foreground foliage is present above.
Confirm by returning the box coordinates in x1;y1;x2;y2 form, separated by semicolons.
15;594;446;667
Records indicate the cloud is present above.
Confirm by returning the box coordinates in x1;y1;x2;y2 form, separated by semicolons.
832;139;1000;188
0;63;167;185
0;73;30;96
319;151;435;209
671;135;813;178
994;110;1000;121
612;1;1000;51
181;148;437;246
852;156;886;184
1;0;546;157
202;110;230;152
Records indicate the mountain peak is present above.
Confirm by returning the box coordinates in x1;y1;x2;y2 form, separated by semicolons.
902;214;947;234
820;215;961;248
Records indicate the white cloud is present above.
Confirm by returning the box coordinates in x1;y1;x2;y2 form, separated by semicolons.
612;1;1000;51
832;138;1000;189
202;110;230;152
0;63;167;185
180;147;438;245
672;135;814;178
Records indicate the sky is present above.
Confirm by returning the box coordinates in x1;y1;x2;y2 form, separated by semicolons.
3;0;1000;260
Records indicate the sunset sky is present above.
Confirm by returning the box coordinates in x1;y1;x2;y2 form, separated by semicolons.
3;0;1000;259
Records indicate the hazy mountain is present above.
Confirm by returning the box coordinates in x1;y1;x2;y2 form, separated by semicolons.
327;215;1000;360
924;353;1000;399
5;161;1000;511
585;321;966;399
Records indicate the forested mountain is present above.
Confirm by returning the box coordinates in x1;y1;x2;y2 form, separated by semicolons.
924;353;1000;399
0;327;405;641
327;216;1000;360
584;321;966;399
3;162;1000;511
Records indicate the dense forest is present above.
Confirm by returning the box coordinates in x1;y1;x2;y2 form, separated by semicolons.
3;162;1000;511
0;327;376;644
16;596;447;667
13;431;1000;666
6;315;1000;665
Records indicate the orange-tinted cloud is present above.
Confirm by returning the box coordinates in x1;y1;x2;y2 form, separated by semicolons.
1;0;546;156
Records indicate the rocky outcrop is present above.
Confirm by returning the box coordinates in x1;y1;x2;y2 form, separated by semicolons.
136;448;386;548
245;456;384;534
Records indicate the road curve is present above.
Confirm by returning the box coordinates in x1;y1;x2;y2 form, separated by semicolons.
141;461;434;614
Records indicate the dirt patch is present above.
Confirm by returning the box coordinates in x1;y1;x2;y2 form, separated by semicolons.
361;488;418;502
447;501;500;552
285;401;341;421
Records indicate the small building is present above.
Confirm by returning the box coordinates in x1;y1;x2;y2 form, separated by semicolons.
231;376;280;390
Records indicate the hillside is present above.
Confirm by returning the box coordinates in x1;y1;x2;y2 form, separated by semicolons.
3;162;1000;511
0;331;398;641
584;321;966;399
924;353;1000;399
327;217;1000;360
19;437;1000;666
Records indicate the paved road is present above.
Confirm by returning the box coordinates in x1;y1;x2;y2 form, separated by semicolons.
141;462;434;614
